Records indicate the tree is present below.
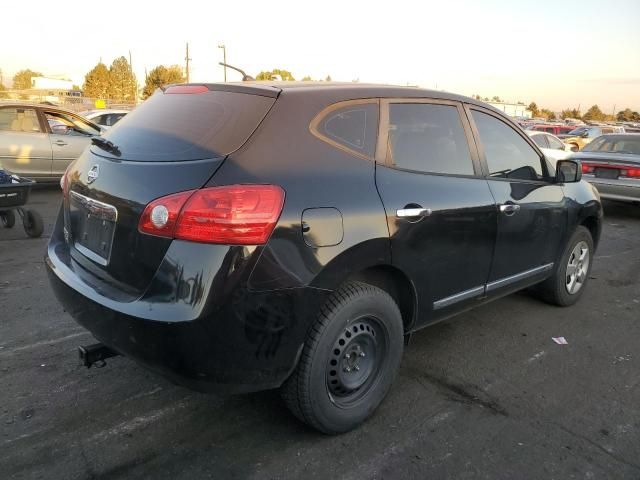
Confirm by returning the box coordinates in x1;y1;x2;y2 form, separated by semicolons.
142;65;185;99
325;75;332;82
83;62;111;98
12;69;42;90
539;108;555;120
255;68;295;81
108;56;137;101
616;108;640;122
583;104;605;122
528;102;539;117
491;95;502;103
301;75;313;81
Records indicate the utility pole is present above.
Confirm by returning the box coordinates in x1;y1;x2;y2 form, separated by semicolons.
218;44;227;82
129;50;137;103
185;42;191;83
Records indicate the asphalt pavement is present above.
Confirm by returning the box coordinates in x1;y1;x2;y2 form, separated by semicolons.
1;187;639;480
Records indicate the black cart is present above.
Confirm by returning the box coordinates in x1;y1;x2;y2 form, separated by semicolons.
0;174;44;238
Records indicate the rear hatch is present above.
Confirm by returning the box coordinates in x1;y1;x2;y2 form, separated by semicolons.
62;85;278;294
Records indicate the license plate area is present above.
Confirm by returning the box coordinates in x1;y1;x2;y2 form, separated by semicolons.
595;167;619;180
69;191;117;265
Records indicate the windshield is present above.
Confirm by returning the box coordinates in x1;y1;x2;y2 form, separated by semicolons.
582;135;640;154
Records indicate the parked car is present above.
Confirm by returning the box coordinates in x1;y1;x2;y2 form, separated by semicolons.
47;83;602;434
559;125;623;151
526;130;573;164
81;109;129;128
530;124;576;136
572;133;640;203
0;104;102;182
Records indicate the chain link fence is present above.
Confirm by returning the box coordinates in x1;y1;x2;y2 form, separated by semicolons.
0;89;137;112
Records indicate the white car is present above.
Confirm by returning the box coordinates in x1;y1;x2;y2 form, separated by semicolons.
526;130;573;165
81;109;129;129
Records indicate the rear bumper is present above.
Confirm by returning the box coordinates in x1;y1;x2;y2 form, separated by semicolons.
46;210;329;394
586;176;640;202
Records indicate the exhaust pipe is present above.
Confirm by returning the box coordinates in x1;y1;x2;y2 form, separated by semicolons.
78;343;120;368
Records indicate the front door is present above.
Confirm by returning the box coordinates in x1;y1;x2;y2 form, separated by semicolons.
467;107;566;296
43;110;99;176
375;100;497;327
0;107;52;177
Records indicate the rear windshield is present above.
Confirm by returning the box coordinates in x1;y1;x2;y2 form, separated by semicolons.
96;90;276;161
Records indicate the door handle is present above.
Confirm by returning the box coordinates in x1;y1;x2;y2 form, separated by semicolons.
396;207;431;218
54;140;68;146
499;203;521;215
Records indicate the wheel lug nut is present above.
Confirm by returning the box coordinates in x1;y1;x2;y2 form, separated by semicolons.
344;366;351;372
359;352;366;357
354;365;360;371
344;353;351;359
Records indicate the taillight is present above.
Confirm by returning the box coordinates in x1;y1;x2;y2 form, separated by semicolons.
580;163;640;178
581;163;594;174
622;167;640;178
138;185;285;245
60;164;72;197
164;85;208;94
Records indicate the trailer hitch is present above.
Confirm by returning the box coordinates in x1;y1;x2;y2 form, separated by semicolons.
78;343;120;368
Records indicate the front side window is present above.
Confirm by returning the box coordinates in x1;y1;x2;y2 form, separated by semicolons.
45;111;100;137
471;110;544;181
387;103;474;175
314;103;378;157
0;108;41;133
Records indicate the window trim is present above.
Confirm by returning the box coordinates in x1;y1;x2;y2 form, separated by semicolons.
464;104;553;183
376;98;484;178
309;98;380;161
42;109;101;136
0;106;45;134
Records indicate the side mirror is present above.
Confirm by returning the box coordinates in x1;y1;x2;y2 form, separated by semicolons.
581;131;589;138
51;124;70;135
556;160;582;183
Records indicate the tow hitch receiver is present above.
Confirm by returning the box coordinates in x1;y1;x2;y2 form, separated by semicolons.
78;343;120;368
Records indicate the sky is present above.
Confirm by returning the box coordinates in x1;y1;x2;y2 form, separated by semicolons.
2;0;639;111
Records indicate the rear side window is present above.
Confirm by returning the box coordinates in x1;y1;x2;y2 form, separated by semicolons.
313;102;378;158
387;103;474;175
531;134;549;148
0;108;41;133
99;90;276;161
547;135;565;150
471;110;543;180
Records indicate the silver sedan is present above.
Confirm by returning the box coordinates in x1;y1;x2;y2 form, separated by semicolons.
0;104;102;182
572;134;640;203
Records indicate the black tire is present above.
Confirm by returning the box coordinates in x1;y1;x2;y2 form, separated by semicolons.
281;281;404;434
23;210;44;238
539;226;594;306
1;210;16;228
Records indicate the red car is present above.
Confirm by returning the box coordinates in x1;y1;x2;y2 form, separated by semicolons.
531;124;576;135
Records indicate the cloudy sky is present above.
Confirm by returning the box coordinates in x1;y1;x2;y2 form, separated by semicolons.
2;0;639;111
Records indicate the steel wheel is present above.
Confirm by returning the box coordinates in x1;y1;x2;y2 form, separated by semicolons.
565;240;589;294
326;316;388;407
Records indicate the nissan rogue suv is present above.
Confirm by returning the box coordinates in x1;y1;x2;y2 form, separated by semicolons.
46;83;602;434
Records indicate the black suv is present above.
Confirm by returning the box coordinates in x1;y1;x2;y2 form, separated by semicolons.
47;83;602;434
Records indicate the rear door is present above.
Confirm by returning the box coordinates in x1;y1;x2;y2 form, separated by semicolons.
466;106;566;296
0;106;52;177
43;110;100;176
375;99;497;327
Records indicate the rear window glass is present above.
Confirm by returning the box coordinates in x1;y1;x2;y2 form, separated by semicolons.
97;90;275;161
315;103;378;157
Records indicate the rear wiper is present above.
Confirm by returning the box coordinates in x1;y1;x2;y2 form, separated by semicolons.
91;137;121;156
